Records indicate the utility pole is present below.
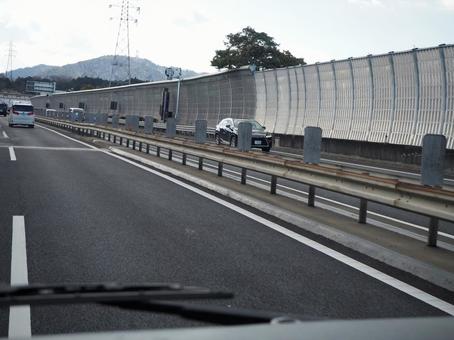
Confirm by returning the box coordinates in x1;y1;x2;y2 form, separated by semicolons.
165;67;183;120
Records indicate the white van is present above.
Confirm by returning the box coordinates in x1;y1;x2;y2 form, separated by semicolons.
45;109;57;117
8;102;35;128
69;108;85;121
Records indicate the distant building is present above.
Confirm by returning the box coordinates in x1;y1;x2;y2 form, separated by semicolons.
25;80;56;95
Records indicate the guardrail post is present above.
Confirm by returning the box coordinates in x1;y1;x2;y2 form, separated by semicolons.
157;146;161;157
427;217;439;247
241;168;247;185
238;122;252;151
270;175;277;194
126;115;140;132
112;114;119;129
120;136;123;146
144;116;154;134
113;135;116;144
358;199;368;224
146;144;150;154
308;185;316;207
139;141;143;152
182;153;187;165
168;149;173;160
195;120;207;144
166;118;176;138
218;162;223;177
198;157;204;170
421;134;446;187
132;140;136;150
303;127;322;164
126;139;130;148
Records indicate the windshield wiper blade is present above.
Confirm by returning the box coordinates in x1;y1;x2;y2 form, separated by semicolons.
0;282;232;307
0;283;309;325
104;300;307;325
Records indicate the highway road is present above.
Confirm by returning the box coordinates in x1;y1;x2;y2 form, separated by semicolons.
0;117;453;337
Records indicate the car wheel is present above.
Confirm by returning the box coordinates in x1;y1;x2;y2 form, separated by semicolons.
230;136;237;147
8;123;13;127
29;125;35;128
262;147;271;152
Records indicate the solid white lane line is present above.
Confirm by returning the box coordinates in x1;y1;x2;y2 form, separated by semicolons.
8;146;16;161
2;131;8;138
9;216;31;338
1;146;100;151
39;124;454;314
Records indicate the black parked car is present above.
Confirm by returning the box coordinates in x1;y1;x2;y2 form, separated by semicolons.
0;102;8;116
215;118;272;152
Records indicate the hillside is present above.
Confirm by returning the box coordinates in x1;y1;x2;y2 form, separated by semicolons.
11;56;199;81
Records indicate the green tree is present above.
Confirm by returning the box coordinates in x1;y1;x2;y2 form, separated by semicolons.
211;27;305;70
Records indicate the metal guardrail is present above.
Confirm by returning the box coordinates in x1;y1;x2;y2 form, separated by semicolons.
36;116;454;247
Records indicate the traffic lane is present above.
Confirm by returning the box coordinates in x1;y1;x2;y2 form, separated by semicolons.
0;118;88;148
184;155;454;236
0;147;23;338
7;148;445;335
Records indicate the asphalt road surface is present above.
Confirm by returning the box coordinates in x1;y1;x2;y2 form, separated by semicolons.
0;117;452;337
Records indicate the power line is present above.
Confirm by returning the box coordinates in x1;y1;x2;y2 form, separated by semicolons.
108;0;140;86
5;41;17;81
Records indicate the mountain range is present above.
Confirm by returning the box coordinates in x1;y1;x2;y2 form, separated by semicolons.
9;56;199;82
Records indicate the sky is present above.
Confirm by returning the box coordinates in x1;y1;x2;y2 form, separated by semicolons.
0;0;453;74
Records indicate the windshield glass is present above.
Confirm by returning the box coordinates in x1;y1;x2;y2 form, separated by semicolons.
233;119;264;130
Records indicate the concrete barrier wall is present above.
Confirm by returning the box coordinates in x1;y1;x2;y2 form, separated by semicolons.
31;45;454;149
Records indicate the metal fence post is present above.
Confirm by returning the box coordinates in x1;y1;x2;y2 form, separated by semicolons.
168;149;173;160
182;153;187;165
358;199;368;224
308;185;315;207
146;144;150;154
241;168;247;184
428;217;439;247
218;162;223;177
157;146;161;157
198;157;203;170
270;175;277;194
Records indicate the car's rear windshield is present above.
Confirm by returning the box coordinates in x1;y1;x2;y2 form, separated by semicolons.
13;105;33;112
233;119;264;130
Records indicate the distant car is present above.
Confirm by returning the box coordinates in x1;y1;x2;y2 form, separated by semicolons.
69;108;85;121
8;102;35;128
215;118;272;152
45;109;57;117
0;103;8;116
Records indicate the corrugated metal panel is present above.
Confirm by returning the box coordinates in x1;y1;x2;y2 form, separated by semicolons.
331;60;353;140
390;52;418;145
293;66;306;136
254;72;267;126
302;65;319;129
263;70;278;132
318;63;336;138
369;55;394;143
443;46;454;149
415;48;444;146
285;68;299;135
349;58;372;141
274;68;291;134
